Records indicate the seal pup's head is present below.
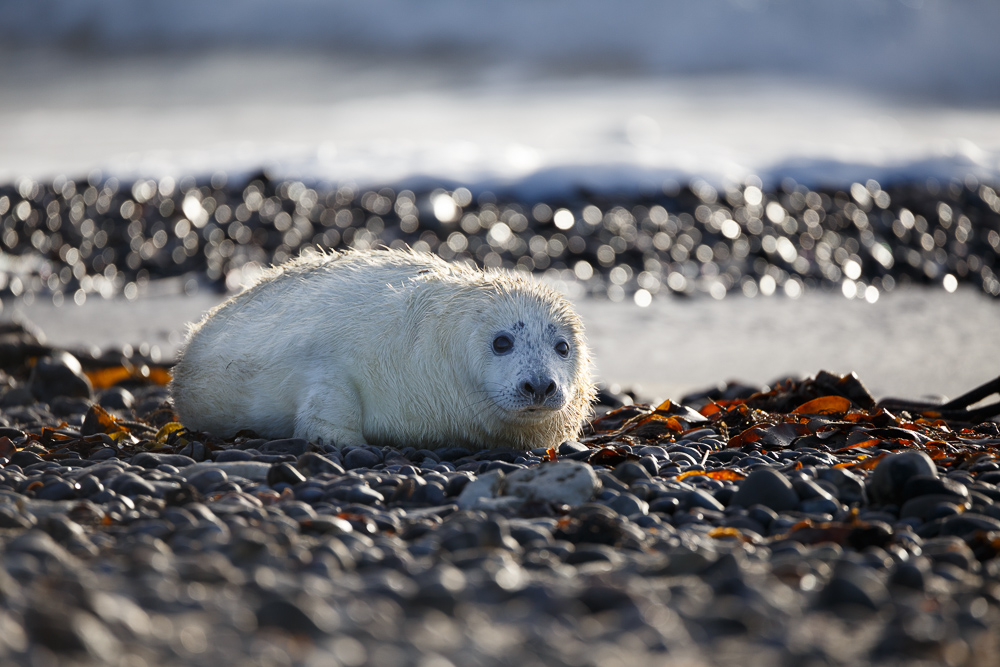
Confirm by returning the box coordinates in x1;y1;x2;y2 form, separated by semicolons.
452;270;595;448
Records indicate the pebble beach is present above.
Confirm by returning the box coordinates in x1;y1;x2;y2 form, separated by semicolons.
0;173;997;666
0;324;998;666
4;1;1000;664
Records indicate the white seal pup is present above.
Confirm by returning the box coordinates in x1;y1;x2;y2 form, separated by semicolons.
170;249;596;450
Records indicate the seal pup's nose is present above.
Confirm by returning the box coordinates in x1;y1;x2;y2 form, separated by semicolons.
521;376;557;404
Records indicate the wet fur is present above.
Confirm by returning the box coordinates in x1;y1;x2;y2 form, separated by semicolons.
170;248;596;450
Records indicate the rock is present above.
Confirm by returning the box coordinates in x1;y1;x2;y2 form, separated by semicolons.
731;469;800;512
900;474;969;503
612;461;652;484
345;485;385;506
186;468;228;493
504;461;599;506
267;462;307;487
130;452;196;469
899;494;969;521
0;505;35;528
97;386;135;411
816;467;867;505
937;513;1000;538
296;452;346;477
180;461;270;482
455;470;508;510
177;440;209;461
684;489;726;512
257;438;312;456
256;595;340;636
558;441;589;455
24;603;120;661
27;351;92;402
107;473;158;498
867;451;937;505
9;450;44;467
35;480;78;501
817;562;890;611
6;530;79;571
214;449;255;462
604;491;649;517
343;447;381;470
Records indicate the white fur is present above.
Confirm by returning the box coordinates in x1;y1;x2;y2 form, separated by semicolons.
170;249;596;450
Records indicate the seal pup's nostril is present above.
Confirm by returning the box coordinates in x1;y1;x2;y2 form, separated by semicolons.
521;376;556;403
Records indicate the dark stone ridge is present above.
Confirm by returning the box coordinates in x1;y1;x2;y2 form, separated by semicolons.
0;174;997;305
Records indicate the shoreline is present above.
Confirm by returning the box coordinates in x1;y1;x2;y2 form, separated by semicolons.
6;283;998;404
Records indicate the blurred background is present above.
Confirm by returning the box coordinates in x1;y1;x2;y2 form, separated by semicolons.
1;0;999;401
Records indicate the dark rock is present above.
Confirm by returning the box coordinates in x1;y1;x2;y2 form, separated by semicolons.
186;468;228;493
24;603;120;660
97;386;135;411
890;559;930;591
817;561;889;611
49;396;92;417
214;449;255;462
605;492;648;517
27;351;92;402
731;469;799;512
108;472;158;498
6;530;79;570
683;489;725;512
343;447;381;470
257;438;312;456
267;462;307;487
345;485;385;505
35;479;78;501
0;386;35;407
76;475;105;497
613;461;652;483
130;452;196;469
558;441;589;455
816;467;867;505
868;450;937;505
0;505;35;528
256;595;339;637
177;440;208;461
296;452;346;477
938;513;1000;538
900;474;969;503
900;495;968;521
649;496;680;514
9;450;43;467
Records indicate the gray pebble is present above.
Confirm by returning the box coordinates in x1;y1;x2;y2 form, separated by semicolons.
730;469;800;512
130;452;196;469
257;438;312;456
868;450;937;505
344;447;381;470
186;468;228;493
604;491;649;517
35;479;78;501
296;452;346;477
108;473;158;498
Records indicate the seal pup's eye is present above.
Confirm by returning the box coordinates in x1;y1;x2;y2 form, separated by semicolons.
555;341;570;357
492;335;514;355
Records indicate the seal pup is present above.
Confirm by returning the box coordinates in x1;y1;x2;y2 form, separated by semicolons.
170;249;596;450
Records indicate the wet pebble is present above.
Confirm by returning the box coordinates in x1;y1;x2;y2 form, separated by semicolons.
731;468;800;512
